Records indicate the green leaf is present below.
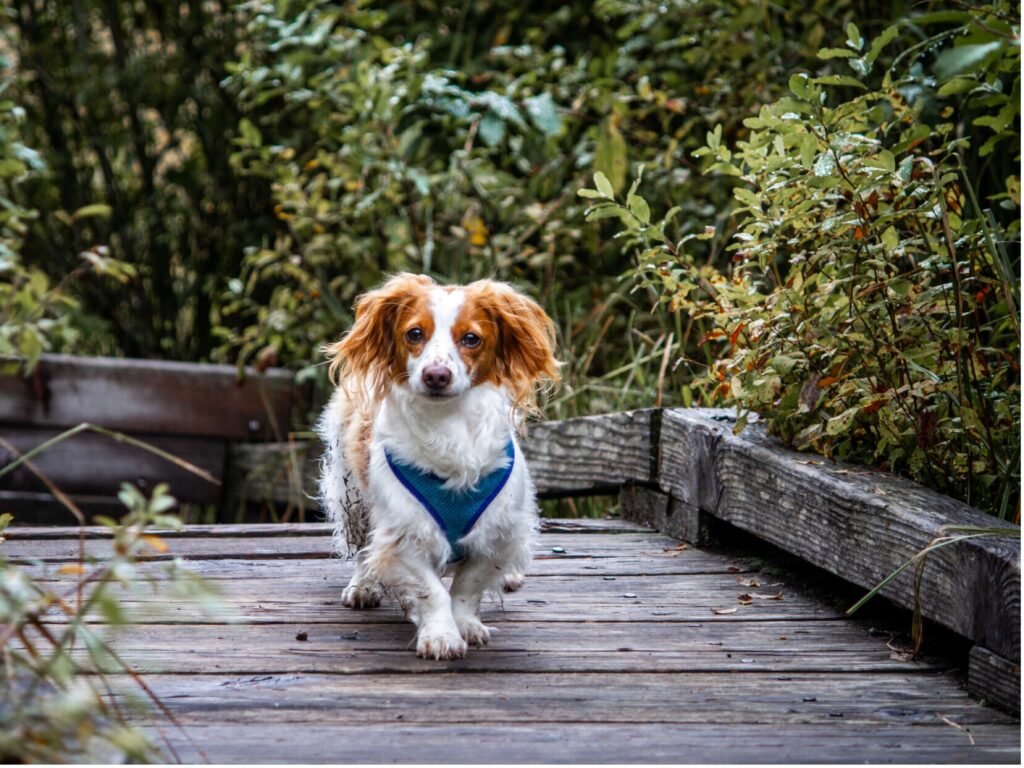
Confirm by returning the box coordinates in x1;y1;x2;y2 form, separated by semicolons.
811;75;867;90
478;112;506;147
523;93;561;136
595;116;628;194
628;194;651;225
577;188;604;199
72;203;113;221
865;25;899;64
818;47;857;59
789;73;812;100
933;42;1002;82
846;22;863;51
826;405;860;436
936;75;978;97
593;171;615;200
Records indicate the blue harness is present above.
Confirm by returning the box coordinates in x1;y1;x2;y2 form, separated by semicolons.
385;440;515;562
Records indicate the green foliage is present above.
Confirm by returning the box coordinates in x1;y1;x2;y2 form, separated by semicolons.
6;1;277;359
0;59;135;373
589;4;1020;517
0;484;216;763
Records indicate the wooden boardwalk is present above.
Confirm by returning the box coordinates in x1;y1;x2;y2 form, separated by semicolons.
7;518;1020;763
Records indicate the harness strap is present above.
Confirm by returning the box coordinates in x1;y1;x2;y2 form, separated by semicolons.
385;439;515;562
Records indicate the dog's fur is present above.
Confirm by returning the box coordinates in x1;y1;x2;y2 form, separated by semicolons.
316;273;558;659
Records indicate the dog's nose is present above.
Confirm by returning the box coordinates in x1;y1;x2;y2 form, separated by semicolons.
421;365;452;392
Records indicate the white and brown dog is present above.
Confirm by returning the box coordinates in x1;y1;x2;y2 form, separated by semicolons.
317;273;558;659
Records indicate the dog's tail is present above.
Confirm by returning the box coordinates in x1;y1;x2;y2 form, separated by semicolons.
315;393;370;558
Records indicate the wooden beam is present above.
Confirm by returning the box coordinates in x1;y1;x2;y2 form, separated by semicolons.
520;408;657;496
655;408;1021;671
0;354;294;440
0;427;224;504
969;645;1020;714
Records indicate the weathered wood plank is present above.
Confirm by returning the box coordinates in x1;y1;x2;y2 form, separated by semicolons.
0;428;224;503
521;409;657;496
118;671;1010;725
0;517;648;540
31;571;848;625
0;354;293;440
53;620;940;675
145;722;1021;764
656;408;1022;669
969;645;1021;714
620;484;708;544
3;531;683;564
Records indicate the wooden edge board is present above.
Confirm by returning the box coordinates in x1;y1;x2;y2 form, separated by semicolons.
655;408;1021;670
0;353;294;440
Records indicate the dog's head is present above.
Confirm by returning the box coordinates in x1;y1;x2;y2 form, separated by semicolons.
326;273;559;411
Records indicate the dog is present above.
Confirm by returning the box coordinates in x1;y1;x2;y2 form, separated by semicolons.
316;273;559;660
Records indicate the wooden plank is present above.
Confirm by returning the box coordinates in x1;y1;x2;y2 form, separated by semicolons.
0;353;293;440
969;645;1021;714
0;517;648;540
142;722;1021;764
118;671;1011;725
521;409;657;496
0;491;122;524
0;428;224;504
1;531;679;563
52;620;941;675
656;409;1022;668
29;571;848;625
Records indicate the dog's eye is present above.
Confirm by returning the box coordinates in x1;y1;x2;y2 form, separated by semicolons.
461;332;481;348
405;328;424;344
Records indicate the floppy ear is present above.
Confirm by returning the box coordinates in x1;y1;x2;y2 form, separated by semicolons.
482;282;560;410
324;273;433;392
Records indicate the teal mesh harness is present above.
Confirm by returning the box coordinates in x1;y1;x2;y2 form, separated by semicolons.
385;440;515;562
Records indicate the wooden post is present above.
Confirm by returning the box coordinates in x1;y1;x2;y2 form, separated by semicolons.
619;484;708;545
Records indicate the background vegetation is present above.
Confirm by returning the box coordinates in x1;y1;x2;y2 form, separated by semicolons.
1;1;1019;518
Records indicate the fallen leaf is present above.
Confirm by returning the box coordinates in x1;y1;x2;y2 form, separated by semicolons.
737;594;754;605
141;534;168;553
58;564;85;575
712;607;739;615
754;591;784;601
736;577;761;588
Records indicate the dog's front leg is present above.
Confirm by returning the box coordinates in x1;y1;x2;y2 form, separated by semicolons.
449;556;503;647
383;553;467;660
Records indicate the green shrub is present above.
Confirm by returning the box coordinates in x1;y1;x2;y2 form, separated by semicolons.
584;5;1020;517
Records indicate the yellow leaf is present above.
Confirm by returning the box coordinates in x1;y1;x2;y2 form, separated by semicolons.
141;534;169;553
462;214;489;247
58;564;86;575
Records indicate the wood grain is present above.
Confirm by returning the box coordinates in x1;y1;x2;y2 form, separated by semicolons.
0;354;293;440
9;516;1017;763
520;408;657;496
0;428;224;503
656;408;1022;668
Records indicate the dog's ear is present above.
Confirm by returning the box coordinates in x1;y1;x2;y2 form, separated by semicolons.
477;281;560;409
324;273;433;391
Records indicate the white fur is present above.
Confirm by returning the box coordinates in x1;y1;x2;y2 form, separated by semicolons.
316;290;539;661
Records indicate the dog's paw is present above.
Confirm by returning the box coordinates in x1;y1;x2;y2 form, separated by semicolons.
502;572;525;593
416;625;467;660
341;583;382;609
455;614;493;647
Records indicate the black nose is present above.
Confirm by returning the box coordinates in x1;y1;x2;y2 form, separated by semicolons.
422;365;452;392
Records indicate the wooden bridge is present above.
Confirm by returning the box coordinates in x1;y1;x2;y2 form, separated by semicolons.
2;356;1020;762
5;517;1019;763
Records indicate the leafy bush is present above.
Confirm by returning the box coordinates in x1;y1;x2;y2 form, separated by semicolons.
0;484;215;762
584;4;1020;517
